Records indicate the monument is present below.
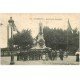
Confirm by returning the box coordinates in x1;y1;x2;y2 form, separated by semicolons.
8;17;15;65
30;22;51;60
7;17;19;64
31;22;46;49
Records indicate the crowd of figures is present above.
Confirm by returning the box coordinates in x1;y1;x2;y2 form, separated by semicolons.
1;48;79;62
17;49;69;61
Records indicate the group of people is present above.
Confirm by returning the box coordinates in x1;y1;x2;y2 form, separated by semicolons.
49;49;68;61
17;49;69;61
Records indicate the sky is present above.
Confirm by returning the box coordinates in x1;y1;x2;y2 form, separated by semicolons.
0;13;80;48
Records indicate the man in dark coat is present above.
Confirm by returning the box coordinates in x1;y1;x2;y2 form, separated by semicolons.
59;49;64;60
75;51;79;62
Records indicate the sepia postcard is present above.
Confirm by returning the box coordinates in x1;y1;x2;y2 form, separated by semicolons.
0;13;80;65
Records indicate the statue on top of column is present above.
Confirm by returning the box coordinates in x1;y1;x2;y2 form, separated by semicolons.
39;22;43;35
8;17;14;26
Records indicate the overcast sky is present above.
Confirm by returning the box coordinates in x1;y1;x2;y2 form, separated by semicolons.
0;13;80;48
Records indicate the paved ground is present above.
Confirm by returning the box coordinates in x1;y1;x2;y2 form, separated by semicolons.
1;56;80;65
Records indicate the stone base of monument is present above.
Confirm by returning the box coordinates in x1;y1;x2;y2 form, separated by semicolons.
30;47;51;60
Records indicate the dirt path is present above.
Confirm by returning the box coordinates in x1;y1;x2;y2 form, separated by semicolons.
1;56;79;65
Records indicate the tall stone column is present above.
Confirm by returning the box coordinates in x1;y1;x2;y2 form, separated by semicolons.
8;17;15;65
7;25;9;48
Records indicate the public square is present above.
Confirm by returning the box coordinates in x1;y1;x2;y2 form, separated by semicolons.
0;14;80;65
1;56;79;65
